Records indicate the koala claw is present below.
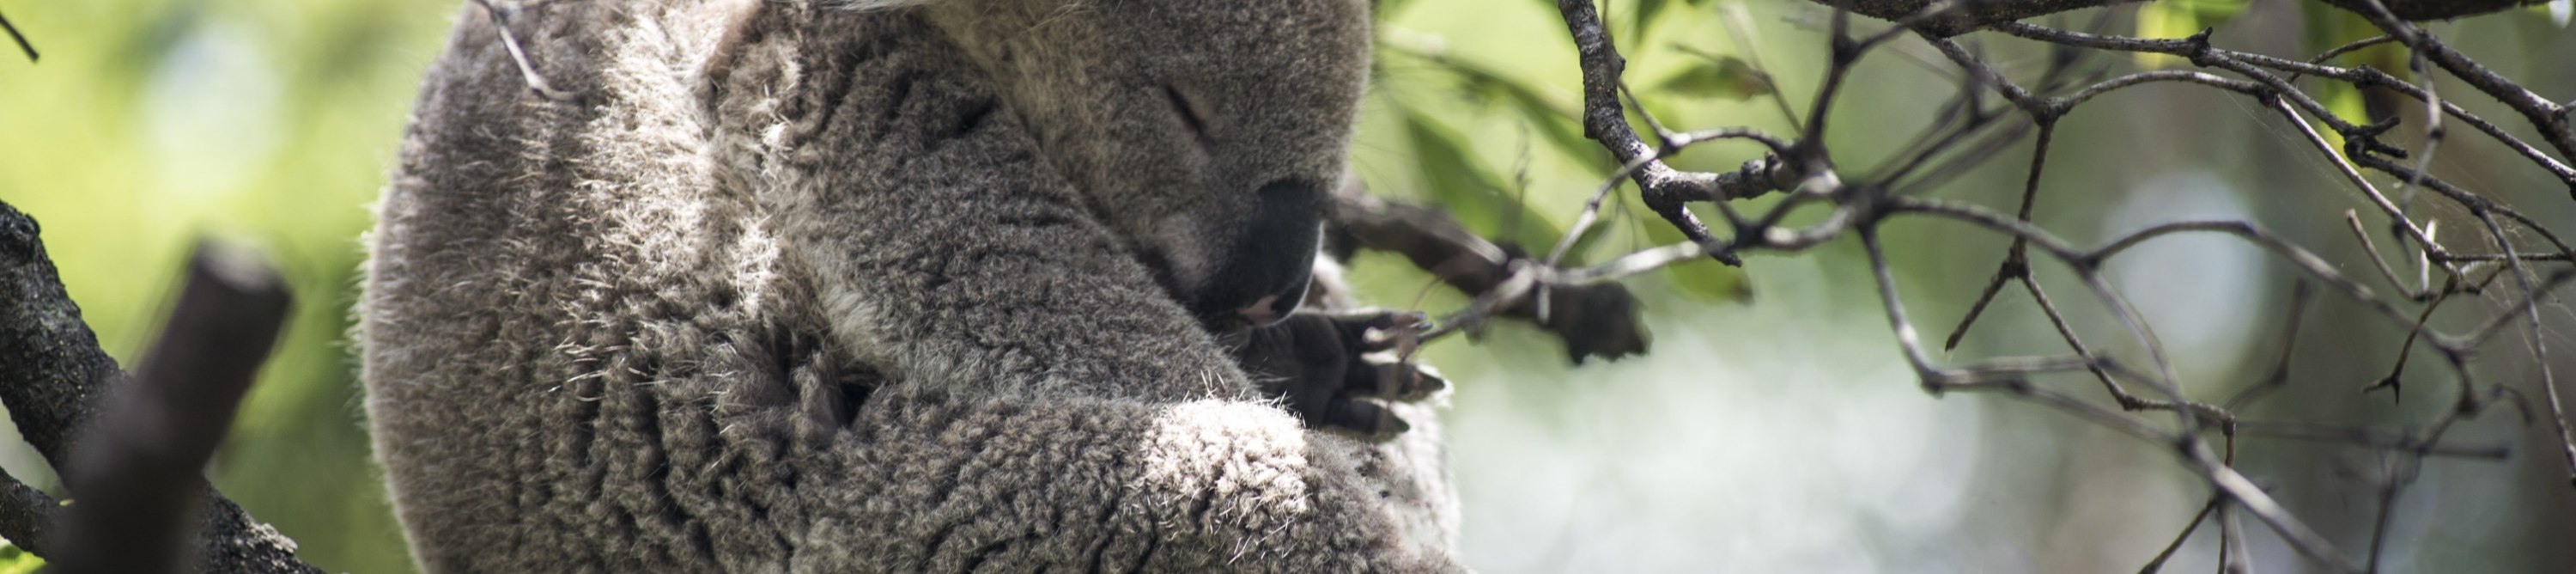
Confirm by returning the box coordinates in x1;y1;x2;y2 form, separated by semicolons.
1349;354;1445;402
1228;309;1443;441
1320;397;1409;443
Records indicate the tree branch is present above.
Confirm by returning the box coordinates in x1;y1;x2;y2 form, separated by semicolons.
1516;1;2576;568
56;242;295;574
0;201;322;573
1330;180;1651;363
1813;0;2548;37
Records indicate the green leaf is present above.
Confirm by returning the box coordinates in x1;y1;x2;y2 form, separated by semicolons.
2133;2;2196;40
1668;253;1754;302
2133;5;2193;68
2306;76;2372;154
2298;1;2403;148
1654;54;1773;101
1403;50;1607;172
1375;0;1416;20
0;542;46;574
1634;0;1669;41
2131;0;2244;68
1631;201;1751;302
1398;106;1565;252
2179;0;2251;25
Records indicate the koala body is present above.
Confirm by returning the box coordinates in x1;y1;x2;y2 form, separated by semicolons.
361;0;1457;571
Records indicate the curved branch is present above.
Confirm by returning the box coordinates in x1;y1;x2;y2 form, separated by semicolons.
1815;0;2543;37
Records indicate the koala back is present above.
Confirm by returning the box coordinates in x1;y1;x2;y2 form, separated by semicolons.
365;1;829;569
362;1;1457;571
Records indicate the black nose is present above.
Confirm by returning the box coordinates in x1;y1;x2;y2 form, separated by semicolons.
1236;266;1311;327
1192;179;1324;329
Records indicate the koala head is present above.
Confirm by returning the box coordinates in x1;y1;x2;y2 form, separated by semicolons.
922;0;1373;333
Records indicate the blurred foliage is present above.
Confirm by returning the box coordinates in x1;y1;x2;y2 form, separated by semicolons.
0;541;39;574
1363;0;1759;301
3;0;2575;571
1654;52;1777;101
0;0;453;571
2133;0;2249;67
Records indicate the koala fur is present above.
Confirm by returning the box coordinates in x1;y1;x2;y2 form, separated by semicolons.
360;0;1458;571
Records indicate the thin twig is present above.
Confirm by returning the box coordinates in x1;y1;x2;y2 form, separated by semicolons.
470;0;579;102
1521;4;2573;570
0;9;33;62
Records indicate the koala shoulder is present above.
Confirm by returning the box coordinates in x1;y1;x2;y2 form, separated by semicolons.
697;3;1250;401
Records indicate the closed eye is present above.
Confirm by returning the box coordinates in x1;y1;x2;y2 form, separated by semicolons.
1163;84;1216;148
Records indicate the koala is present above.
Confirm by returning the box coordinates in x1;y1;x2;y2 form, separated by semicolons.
360;0;1458;571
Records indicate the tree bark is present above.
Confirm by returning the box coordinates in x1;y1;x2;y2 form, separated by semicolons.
0;200;321;574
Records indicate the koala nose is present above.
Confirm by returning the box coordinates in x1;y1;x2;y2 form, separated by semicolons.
1188;178;1324;330
1236;271;1310;327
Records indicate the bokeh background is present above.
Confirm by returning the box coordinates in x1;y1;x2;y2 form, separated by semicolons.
3;0;2574;571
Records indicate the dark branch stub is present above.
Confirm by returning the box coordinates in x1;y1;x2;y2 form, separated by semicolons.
56;242;294;574
0;201;322;573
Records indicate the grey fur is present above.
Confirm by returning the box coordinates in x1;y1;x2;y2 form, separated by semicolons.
361;0;1458;571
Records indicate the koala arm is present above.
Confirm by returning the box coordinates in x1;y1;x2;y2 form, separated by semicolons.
784;390;1457;572
800;259;1459;572
698;11;1458;568
705;7;1242;404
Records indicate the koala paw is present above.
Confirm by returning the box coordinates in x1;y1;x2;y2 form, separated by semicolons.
1227;310;1446;442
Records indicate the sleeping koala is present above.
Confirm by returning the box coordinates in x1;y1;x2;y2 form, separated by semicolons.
710;0;1439;425
361;0;1458;571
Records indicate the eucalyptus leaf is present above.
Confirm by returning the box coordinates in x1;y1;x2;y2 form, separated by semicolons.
1654;55;1773;101
2131;0;2245;68
1374;0;1417;20
1632;200;1751;302
2300;1;2406;142
2131;2;2199;68
2180;0;2250;25
1635;0;1669;41
1399;106;1567;252
1410;50;1607;172
0;544;42;574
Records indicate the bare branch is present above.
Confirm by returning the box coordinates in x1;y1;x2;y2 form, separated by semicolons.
2228;421;2511;460
2342;0;2576;184
1812;0;2549;36
1553;0;1794;264
2138;498;2220;574
2470;210;2576;485
1331;181;1650;363
1511;3;2573;568
1987;21;2576;187
0;202;322;573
